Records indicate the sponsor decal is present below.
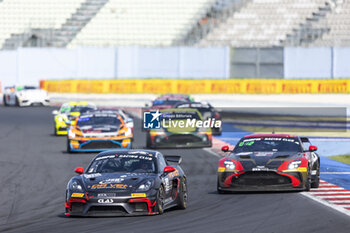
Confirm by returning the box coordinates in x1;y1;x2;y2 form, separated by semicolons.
98;199;114;204
84;173;102;179
252;166;269;171
95;155;116;161
131;193;146;197
119;154;153;161
218;167;225;172
71;193;84;198
97;193;116;197
168;169;179;178
99;178;124;184
91;184;128;189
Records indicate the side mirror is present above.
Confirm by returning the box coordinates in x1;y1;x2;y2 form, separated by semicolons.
145;103;149;107
52;110;59;115
309;145;317;152
75;167;84;174
221;145;229;152
164;166;176;173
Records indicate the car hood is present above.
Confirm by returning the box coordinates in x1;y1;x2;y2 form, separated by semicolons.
81;173;156;192
78;125;120;137
230;151;301;170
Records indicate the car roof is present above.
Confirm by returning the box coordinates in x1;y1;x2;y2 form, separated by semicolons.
66;101;92;106
95;149;158;158
243;134;298;138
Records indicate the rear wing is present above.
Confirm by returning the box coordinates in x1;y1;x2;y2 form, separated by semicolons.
165;155;182;164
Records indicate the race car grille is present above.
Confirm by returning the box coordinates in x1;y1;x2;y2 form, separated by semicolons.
68;115;76;121
81;141;121;149
166;134;202;144
88;206;127;214
232;172;292;186
71;203;85;213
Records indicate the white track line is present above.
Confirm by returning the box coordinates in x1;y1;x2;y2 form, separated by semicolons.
329;200;350;203
312;187;345;190
320;172;350;174
310;192;350;195
301;192;350;217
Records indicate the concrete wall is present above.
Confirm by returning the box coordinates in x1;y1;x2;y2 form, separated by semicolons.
284;47;350;79
0;47;230;88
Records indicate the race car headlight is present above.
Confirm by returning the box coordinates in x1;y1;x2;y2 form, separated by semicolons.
136;180;153;191
124;128;132;137
224;160;236;170
70;181;83;192
68;131;75;138
288;160;302;170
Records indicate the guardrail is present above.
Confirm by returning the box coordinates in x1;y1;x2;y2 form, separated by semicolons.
40;79;350;94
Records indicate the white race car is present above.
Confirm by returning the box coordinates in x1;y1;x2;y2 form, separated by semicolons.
3;85;50;107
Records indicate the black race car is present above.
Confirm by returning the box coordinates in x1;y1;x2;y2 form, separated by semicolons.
146;94;194;110
65;149;187;216
175;101;222;135
217;134;320;193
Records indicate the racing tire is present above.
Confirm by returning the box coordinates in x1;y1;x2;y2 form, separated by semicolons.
305;167;312;191
15;96;20;107
54;124;57;136
311;167;320;189
176;179;188;210
67;139;75;153
3;96;8;106
217;179;229;194
155;185;165;215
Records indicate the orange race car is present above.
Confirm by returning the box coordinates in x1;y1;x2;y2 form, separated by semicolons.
67;110;133;153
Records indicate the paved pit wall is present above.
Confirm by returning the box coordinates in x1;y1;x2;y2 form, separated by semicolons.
40;79;350;94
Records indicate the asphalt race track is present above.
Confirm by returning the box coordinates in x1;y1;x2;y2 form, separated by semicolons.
1;106;350;233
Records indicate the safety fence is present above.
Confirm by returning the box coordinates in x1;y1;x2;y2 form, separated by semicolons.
40;79;350;94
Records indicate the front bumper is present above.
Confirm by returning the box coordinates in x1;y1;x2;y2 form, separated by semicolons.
65;192;158;216
19;98;50;106
55;124;68;135
68;138;132;152
217;170;307;192
150;133;212;148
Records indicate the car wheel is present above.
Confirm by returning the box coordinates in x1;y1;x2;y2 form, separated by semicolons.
54;124;58;136
15;96;20;107
305;167;311;191
156;186;165;214
217;178;228;194
311;166;320;189
3;96;8;106
67;139;73;153
177;179;188;210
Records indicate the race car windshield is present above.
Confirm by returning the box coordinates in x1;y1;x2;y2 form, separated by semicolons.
152;100;186;106
87;154;157;174
60;106;95;114
77;116;121;127
233;137;302;153
16;86;37;91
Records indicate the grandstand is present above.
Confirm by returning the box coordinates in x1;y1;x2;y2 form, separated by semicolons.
197;0;332;47
0;0;349;49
